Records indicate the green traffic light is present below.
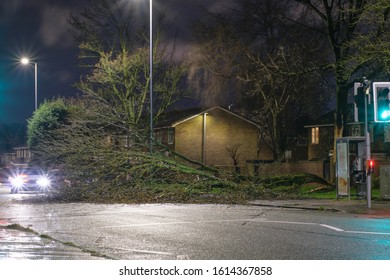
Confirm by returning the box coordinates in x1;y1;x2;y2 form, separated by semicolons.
373;83;390;123
380;110;390;120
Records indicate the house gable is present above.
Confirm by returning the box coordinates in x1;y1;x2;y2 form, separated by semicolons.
171;106;268;168
171;106;259;128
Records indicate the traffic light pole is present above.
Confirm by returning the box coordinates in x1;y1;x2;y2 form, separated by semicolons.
364;90;372;209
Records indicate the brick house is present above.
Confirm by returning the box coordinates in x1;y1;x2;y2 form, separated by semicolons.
155;106;273;172
304;105;390;183
305;123;334;160
305;107;390;161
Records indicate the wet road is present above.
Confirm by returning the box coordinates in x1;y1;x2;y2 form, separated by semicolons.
1;186;390;260
0;186;106;259
0;227;105;259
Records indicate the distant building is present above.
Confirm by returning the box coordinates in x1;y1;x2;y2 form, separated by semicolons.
155;106;267;173
0;146;30;167
305;109;390;161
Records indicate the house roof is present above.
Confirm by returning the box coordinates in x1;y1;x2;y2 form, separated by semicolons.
155;107;205;128
169;106;260;128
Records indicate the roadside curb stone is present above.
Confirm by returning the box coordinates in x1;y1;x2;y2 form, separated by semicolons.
249;199;390;217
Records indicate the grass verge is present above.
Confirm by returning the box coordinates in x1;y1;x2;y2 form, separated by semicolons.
25;172;384;204
38;173;332;203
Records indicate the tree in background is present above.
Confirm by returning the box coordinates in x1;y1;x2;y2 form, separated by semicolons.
26;0;195;192
289;0;390;151
189;0;329;160
0;123;27;153
26;98;70;166
69;0;186;146
26;96;219;199
27;97;121;175
188;12;244;107
239;46;324;160
27;98;69;148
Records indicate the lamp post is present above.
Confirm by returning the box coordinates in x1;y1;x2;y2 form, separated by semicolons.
21;57;38;111
149;0;154;153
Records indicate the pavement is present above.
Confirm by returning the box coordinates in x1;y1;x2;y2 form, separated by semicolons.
250;198;390;218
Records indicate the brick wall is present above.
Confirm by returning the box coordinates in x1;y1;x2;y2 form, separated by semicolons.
247;160;326;178
174;108;270;168
174;115;203;163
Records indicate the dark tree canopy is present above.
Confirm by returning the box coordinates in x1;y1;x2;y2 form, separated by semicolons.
189;0;330;160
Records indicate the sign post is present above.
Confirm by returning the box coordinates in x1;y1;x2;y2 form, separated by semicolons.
364;83;371;208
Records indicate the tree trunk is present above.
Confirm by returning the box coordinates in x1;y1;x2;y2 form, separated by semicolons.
272;113;284;161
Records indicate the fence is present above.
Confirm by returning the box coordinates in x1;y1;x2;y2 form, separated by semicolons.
246;160;328;179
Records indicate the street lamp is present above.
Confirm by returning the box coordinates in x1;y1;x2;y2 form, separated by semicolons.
148;0;154;153
132;0;153;152
21;57;38;111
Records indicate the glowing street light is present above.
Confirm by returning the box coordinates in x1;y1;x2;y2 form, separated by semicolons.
21;57;38;111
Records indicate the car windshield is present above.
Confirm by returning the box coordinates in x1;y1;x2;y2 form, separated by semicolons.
12;167;45;176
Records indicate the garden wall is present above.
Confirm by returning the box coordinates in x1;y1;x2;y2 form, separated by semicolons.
247;160;327;179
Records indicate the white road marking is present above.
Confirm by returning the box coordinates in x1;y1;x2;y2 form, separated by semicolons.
319;224;344;232
345;230;390;236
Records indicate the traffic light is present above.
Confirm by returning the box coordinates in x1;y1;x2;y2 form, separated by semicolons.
367;159;374;175
373;82;390;122
354;82;365;122
353;80;373;123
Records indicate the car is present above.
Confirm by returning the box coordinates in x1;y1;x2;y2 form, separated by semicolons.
0;167;11;186
8;167;52;194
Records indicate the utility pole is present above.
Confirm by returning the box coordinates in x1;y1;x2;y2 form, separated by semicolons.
363;78;371;209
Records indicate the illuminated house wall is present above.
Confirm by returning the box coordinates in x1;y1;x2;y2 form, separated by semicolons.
172;107;271;169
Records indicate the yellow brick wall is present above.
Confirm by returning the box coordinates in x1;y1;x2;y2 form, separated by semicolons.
174;108;268;168
174;115;204;163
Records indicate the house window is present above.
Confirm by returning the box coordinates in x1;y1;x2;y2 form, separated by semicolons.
311;127;319;144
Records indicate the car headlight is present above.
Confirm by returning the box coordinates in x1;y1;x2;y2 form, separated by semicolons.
37;176;51;188
10;176;24;188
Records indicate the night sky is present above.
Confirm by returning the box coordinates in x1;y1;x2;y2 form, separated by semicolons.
0;0;234;124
